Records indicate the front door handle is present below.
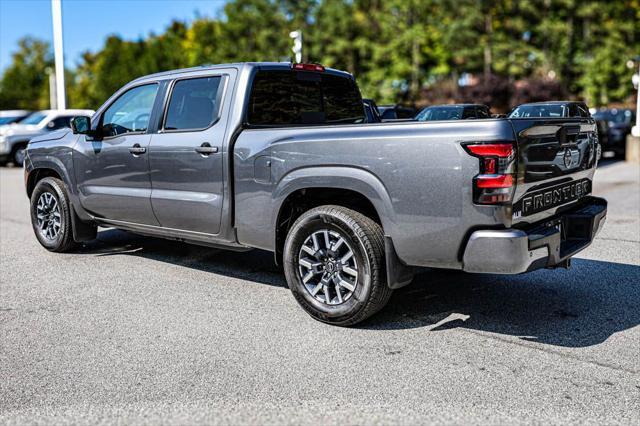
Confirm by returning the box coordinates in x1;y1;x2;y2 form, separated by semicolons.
129;144;146;155
195;142;219;155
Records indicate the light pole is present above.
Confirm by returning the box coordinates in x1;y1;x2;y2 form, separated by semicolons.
631;56;640;137
45;67;56;109
51;0;66;110
289;30;302;63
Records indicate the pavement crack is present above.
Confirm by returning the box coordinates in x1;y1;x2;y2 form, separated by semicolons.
458;327;639;375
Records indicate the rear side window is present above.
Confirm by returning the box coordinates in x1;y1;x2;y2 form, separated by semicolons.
462;107;476;119
476;107;490;118
246;70;364;126
164;76;223;131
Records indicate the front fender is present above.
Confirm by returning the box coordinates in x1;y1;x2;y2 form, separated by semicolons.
25;136;91;221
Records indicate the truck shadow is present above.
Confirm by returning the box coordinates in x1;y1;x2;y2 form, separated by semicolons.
364;260;640;348
80;229;639;348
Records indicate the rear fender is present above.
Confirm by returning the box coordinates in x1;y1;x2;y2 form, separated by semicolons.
272;166;411;289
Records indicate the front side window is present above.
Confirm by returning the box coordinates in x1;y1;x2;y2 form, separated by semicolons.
164;76;222;131
46;116;74;131
247;70;364;126
101;84;158;137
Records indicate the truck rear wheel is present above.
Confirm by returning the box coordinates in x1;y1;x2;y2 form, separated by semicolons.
30;177;77;252
283;205;392;326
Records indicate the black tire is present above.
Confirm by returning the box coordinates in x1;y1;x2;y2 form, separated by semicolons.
30;177;76;252
283;205;392;326
11;143;27;167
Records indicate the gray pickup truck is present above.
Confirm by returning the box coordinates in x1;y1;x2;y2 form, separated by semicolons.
24;62;607;325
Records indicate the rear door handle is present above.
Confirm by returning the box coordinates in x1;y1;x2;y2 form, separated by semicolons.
129;144;146;155
195;142;219;155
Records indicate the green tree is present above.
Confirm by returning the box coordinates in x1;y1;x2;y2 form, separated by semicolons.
0;37;53;109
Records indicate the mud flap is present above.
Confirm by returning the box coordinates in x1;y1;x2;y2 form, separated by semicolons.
71;205;97;242
385;236;414;289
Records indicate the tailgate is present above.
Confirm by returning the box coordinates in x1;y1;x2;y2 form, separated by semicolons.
509;118;599;225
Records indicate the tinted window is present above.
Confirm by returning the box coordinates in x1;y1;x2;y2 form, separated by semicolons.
165;77;222;131
462;107;476;119
380;108;398;120
20;112;47;125
576;104;590;118
476;106;491;118
416;106;464;121
47;116;74;130
509;104;566;118
247;70;364;126
0;115;26;125
102;84;158;137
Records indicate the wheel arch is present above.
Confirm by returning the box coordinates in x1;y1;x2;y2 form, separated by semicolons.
26;164;96;243
26;167;64;199
273;166;394;243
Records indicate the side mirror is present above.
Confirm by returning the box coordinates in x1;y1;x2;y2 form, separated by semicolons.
71;116;91;135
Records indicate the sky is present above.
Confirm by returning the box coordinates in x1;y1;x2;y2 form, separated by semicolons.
0;0;228;71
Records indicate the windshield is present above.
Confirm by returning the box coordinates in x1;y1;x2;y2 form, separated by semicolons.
0;116;22;125
19;112;48;125
509;104;567;118
416;106;464;121
593;110;633;124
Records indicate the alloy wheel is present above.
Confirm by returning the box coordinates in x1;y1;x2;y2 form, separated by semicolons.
298;229;358;305
36;192;61;241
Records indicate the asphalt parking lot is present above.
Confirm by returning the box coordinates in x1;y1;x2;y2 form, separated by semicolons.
1;160;639;425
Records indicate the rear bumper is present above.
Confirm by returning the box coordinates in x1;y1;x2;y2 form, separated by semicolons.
462;196;607;274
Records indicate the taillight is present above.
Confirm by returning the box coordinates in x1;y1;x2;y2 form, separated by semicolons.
464;142;516;204
292;63;325;72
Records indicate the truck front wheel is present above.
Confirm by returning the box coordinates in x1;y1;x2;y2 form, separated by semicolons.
29;177;77;252
283;205;392;326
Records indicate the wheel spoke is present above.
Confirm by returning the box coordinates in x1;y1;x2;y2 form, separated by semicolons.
334;281;343;304
302;270;315;284
337;277;355;292
323;230;330;250
323;285;332;305
301;244;316;257
331;238;344;252
311;233;320;252
342;265;357;277
310;281;323;296
299;257;320;270
340;250;354;264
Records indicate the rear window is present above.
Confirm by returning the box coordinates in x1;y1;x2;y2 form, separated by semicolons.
509;105;567;118
246;70;364;127
416;106;464;121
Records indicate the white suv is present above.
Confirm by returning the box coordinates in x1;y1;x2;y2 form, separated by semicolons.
0;109;94;166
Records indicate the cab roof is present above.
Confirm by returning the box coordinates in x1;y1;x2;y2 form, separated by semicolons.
132;62;353;83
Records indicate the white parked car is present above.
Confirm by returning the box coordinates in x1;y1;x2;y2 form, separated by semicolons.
0;109;94;166
0;110;31;126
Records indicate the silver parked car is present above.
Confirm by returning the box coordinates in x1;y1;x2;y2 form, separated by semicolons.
0;109;94;166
